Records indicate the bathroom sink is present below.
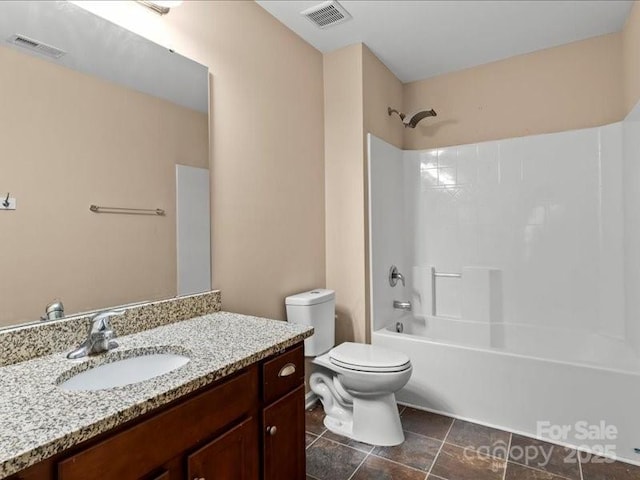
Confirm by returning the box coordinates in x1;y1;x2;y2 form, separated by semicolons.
58;353;190;391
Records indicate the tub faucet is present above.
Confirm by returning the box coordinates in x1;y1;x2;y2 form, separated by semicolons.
67;310;123;359
389;265;405;287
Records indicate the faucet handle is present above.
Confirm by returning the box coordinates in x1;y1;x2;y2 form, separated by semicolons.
389;265;406;287
89;309;125;333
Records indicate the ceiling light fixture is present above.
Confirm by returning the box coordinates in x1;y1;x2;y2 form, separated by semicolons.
137;1;183;16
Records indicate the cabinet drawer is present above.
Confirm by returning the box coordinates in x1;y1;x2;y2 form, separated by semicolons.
262;345;304;404
58;367;258;480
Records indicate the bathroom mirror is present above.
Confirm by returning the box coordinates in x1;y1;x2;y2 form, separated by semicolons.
0;1;211;328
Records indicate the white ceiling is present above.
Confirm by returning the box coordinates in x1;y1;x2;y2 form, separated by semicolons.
256;0;634;83
0;1;208;112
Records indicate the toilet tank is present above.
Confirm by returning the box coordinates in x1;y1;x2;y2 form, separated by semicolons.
285;289;335;357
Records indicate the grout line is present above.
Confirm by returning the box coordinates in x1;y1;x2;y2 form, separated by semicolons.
404;429;447;443
426;418;455;478
347;451;370;480
317;434;375;455
442;418;456;444
306;432;322;450
402;427;452;445
367;451;429;474
506;459;576;480
502;433;512;480
578;449;585;480
442;439;510;463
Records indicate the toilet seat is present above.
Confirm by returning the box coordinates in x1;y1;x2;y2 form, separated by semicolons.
329;342;411;373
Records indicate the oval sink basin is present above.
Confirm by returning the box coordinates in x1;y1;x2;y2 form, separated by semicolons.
59;353;190;391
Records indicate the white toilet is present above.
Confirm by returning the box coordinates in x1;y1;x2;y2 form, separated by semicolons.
286;289;412;447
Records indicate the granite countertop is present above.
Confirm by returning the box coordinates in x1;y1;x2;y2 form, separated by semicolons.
0;312;313;478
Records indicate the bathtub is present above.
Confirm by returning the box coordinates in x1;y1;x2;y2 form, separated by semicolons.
372;316;640;465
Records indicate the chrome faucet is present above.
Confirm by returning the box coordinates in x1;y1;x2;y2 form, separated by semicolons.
393;300;412;311
389;265;405;287
67;310;123;359
41;300;64;321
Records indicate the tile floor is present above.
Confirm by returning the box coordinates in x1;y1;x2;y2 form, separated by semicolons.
305;403;640;480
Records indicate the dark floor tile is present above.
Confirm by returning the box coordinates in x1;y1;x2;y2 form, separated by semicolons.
581;455;640;480
509;435;580;480
306;432;318;448
430;443;506;480
306;403;327;435
322;429;375;453
351;455;426;480
306;438;367;480
400;407;454;440
505;462;567;479
446;419;511;459
372;430;442;471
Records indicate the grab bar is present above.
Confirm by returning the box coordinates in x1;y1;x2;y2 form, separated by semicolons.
431;267;462;316
433;272;461;278
90;205;165;216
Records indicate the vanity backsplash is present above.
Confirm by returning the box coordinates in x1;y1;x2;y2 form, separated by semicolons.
0;290;221;367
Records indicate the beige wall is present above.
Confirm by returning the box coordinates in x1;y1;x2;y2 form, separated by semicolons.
324;44;366;344
323;44;404;345
403;33;625;150
78;1;326;322
624;1;640;114
363;46;404;150
0;44;208;326
362;45;404;340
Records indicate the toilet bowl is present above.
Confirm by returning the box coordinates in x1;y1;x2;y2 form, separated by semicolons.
310;342;412;446
285;289;412;446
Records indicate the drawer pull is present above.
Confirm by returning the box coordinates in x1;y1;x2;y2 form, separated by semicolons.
267;425;277;436
278;363;296;377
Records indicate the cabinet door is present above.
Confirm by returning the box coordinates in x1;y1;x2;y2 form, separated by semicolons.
58;368;257;480
187;416;258;480
263;385;305;480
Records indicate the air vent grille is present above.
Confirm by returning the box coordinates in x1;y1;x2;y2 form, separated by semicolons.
301;1;351;29
8;34;66;59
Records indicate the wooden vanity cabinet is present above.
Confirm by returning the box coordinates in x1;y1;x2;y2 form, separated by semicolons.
261;345;306;480
186;416;259;480
263;386;305;480
9;343;305;480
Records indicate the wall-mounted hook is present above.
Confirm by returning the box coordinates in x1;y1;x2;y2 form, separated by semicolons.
1;193;16;210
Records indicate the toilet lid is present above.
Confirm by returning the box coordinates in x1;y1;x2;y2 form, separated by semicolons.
329;342;411;373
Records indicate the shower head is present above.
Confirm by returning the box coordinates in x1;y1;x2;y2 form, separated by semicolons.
404;109;437;128
388;107;437;128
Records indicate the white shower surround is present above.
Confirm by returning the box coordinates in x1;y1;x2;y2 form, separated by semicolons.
368;102;640;465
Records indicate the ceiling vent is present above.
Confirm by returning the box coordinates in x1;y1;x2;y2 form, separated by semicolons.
7;34;66;59
301;1;352;29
